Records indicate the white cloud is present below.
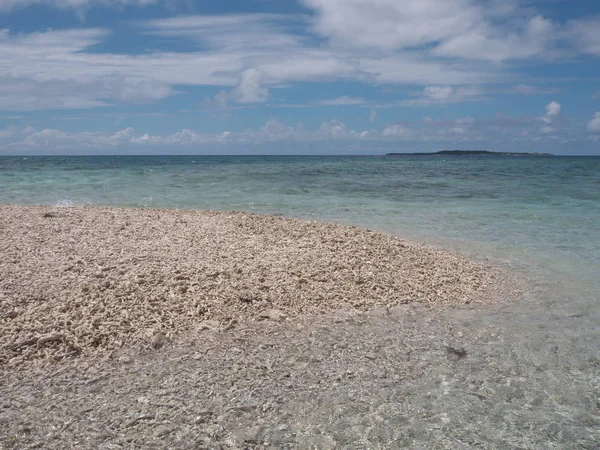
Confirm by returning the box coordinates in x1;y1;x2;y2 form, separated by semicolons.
232;68;269;103
401;85;485;106
136;12;502;88
0;28;174;110
319;96;365;105
587;112;600;132
566;16;600;56
0;0;162;14
542;101;561;124
0;27;109;55
546;101;561;116
240;120;297;142
116;78;172;103
319;120;348;138
203;90;231;110
130;128;207;145
433;15;556;62
382;124;410;137
9;126;208;150
303;0;556;62
3;120;369;152
203;68;270;107
0;6;598;115
0;76;172;110
0;14;505;112
0;24;489;112
423;86;454;101
2;108;593;154
303;0;481;51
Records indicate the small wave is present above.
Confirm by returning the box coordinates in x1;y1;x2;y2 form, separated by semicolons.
54;199;75;208
140;196;154;207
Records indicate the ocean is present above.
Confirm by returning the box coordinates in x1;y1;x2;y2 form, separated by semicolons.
1;154;599;444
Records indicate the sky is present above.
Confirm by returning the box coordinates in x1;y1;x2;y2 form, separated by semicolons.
0;0;600;155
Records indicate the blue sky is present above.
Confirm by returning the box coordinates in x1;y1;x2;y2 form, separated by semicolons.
0;0;599;155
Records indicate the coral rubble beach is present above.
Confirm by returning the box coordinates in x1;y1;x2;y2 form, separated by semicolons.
3;205;597;450
0;204;505;368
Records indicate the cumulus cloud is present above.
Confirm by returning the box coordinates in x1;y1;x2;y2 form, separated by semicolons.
10;126;211;151
303;0;481;51
303;0;556;62
546;101;561;116
2;107;592;154
203;69;270;108
232;68;269;103
319;120;348;138
130;128;209;145
2;120;369;153
587;112;600;132
542;101;561;124
203;90;231;110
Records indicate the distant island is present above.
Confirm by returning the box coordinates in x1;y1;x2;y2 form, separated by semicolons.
386;150;554;156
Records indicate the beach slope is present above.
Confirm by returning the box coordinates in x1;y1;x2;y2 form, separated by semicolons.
1;204;500;367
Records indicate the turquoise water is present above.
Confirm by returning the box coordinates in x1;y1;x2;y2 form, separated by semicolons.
1;155;599;284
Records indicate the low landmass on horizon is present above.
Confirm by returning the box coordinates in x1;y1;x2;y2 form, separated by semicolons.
386;150;554;156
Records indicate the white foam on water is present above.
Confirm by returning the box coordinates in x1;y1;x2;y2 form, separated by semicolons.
140;196;154;207
54;199;75;208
